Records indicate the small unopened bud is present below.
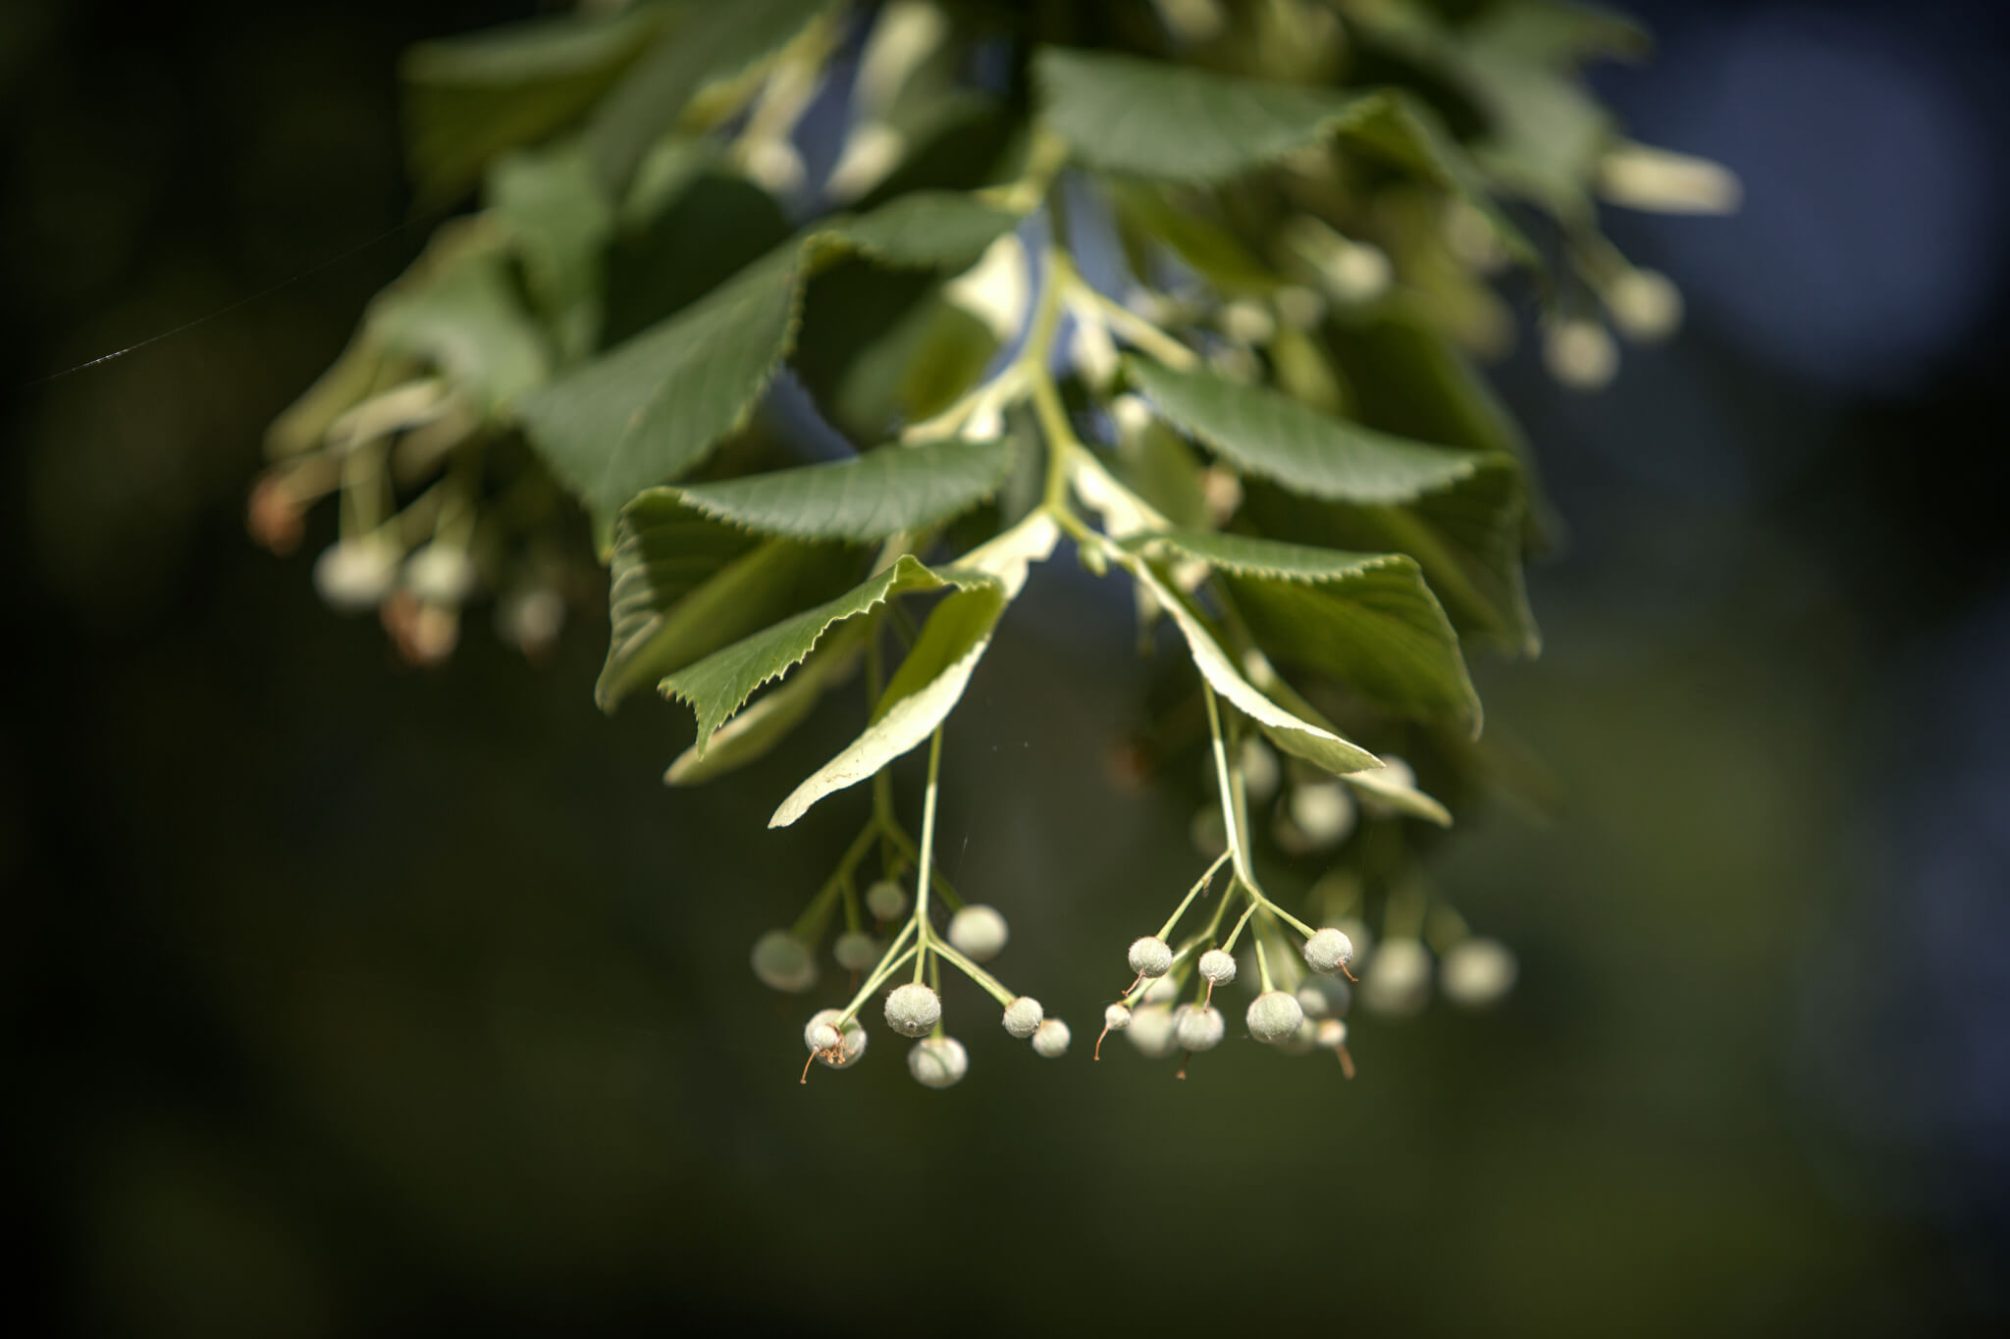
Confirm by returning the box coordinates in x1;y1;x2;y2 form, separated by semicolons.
1303;927;1355;976
884;982;942;1037
1142;973;1181;1005
751;930;818;993
833;931;880;972
1246;990;1305;1043
1031;1017;1071;1058
1603;268;1683;344
1173;1003;1225;1052
1128;936;1174;978
1287;780;1355;847
246;475;304;554
1103;1003;1133;1032
803;1009;868;1069
496;585;564;660
1440;938;1518;1009
865;879;908;921
908;1035;968;1088
404;543;477;606
1002;995;1045;1039
1315;1018;1348;1049
1543;318;1619;391
1127;1004;1179;1058
947;904;1009;962
1361;939;1432;1016
1197;949;1237;986
313;537;401;612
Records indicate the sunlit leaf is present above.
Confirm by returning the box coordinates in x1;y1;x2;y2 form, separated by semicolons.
1125;356;1484;505
670;438;1013;542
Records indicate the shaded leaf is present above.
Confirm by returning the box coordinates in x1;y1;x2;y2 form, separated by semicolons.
1113;548;1382;777
368;221;550;415
662;555;986;758
663;621;867;785
1129;529;1480;732
402;8;662;204
582;0;831;187
1035;48;1374;183
516;193;1024;527
598;491;863;710
487;145;614;359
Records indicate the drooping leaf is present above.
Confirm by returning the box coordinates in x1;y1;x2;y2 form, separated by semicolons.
581;0;832;188
1109;181;1278;294
661;554;989;758
401;7;663;205
770;582;1004;828
598;491;864;711
516;193;1025;528
766;514;1059;827
1128;530;1481;733
1124;356;1484;505
1243;463;1537;655
662;621;867;785
1113;547;1382;777
1034;48;1373;183
670;438;1013;542
1252;673;1454;826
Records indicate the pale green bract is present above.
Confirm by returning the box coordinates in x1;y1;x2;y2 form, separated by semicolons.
660;554;987;761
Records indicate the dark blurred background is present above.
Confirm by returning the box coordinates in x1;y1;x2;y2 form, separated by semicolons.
7;0;2010;1333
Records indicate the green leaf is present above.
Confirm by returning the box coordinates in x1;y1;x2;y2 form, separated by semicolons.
1129;530;1481;733
487;145;614;359
1035;48;1374;183
1112;548;1382;777
1243;463;1537;655
401;7;662;205
765;513;1060;827
769;582;1004;828
582;0;831;187
516;193;1024;528
598;491;864;711
1109;182;1278;294
368;221;551;415
1251;673;1453;826
1124;356;1484;505
661;554;985;760
670;438;1013;542
1333;92;1539;266
662;621;867;785
516;246;800;527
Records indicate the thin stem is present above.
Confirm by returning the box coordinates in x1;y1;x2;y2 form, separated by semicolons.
1157;850;1231;940
1203;682;1318;939
1223;898;1260;952
835;937;919;1026
930;937;1015;1008
1255;933;1275;993
911;728;945;984
1066;280;1200;370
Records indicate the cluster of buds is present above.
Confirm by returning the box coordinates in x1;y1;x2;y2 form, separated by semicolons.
1094;849;1364;1078
755;735;1068;1089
